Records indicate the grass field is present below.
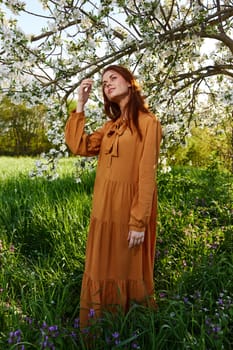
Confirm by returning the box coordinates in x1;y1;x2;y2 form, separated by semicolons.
0;156;232;349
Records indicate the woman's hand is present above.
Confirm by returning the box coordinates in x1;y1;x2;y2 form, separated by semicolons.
76;78;93;112
128;230;145;248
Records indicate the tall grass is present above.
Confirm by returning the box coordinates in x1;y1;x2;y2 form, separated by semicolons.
0;157;232;349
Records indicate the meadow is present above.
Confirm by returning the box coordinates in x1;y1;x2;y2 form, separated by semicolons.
0;156;232;349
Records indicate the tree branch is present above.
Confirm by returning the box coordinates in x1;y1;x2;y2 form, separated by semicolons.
173;64;233;83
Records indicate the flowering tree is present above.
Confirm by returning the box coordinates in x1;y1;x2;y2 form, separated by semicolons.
0;0;233;177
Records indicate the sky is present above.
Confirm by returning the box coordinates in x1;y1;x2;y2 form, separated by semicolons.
3;0;49;34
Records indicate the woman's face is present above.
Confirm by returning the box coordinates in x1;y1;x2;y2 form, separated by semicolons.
102;70;131;103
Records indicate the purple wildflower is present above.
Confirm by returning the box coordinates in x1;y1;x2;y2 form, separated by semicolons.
42;340;48;348
159;292;167;298
8;334;14;344
48;325;58;332
112;333;121;345
212;325;221;333
41;335;55;350
112;331;120;339
24;316;33;325
73;318;79;328
70;331;77;338
88;308;95;318
8;330;22;345
14;329;22;342
41;321;47;329
217;298;223;306
81;327;90;334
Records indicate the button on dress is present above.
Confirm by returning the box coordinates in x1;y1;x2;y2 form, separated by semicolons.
65;111;162;327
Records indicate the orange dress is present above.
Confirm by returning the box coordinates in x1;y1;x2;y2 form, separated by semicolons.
65;111;162;327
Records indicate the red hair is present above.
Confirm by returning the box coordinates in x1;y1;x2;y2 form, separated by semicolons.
102;65;149;139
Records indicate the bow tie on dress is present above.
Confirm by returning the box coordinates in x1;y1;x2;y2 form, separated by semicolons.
105;119;128;167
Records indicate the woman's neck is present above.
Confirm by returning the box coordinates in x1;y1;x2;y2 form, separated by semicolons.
119;94;129;111
119;96;130;120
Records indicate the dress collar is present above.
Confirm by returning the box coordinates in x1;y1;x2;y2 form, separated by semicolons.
104;117;128;167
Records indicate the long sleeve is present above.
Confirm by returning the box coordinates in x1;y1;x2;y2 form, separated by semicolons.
65;111;106;156
129;115;162;231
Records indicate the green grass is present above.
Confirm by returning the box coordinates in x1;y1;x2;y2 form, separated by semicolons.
0;157;232;349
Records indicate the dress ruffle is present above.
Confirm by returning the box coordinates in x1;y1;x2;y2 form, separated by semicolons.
79;215;157;327
80;272;156;327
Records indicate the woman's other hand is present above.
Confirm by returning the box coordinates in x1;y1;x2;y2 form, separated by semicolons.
128;230;145;248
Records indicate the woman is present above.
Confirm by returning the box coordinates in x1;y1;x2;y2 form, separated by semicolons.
65;65;162;327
